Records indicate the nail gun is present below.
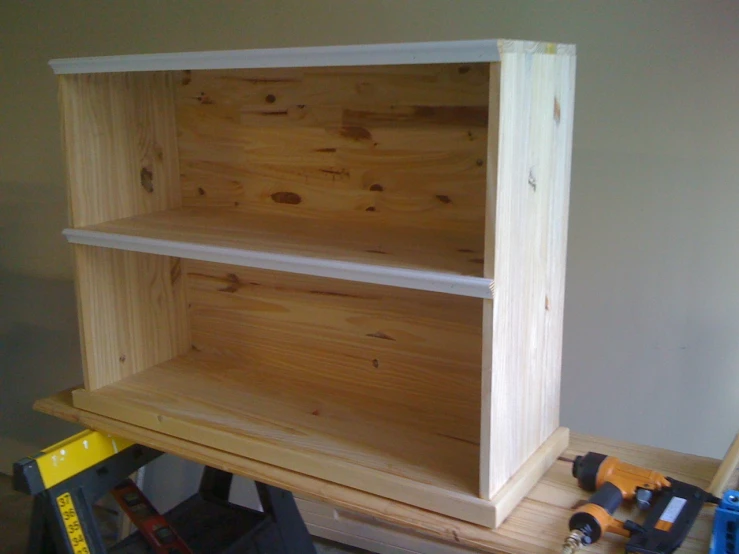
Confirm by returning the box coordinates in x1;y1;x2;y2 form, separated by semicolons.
561;452;720;554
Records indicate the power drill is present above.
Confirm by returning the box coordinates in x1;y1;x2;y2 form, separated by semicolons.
562;452;720;554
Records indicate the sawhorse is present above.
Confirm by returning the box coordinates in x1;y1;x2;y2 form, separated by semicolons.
13;430;317;554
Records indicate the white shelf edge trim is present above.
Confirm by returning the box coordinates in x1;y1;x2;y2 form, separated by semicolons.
49;40;501;74
64;229;495;299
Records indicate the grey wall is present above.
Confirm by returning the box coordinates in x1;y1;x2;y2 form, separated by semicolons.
1;2;737;480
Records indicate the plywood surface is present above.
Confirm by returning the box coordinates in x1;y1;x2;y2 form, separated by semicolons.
175;64;490;237
73;246;189;390
78;207;486;276
60;72;181;227
186;260;482;443
67;207;494;297
37;390;726;554
481;42;577;498
71;352;491;525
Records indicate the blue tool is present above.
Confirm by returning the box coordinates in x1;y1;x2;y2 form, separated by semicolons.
710;489;739;554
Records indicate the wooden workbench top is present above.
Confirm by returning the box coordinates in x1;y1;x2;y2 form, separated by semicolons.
36;390;731;554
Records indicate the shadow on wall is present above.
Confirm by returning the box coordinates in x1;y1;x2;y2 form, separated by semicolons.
0;181;73;279
0;181;81;471
0;272;83;461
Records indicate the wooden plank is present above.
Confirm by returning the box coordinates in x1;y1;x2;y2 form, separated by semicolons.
175;64;490;238
73;246;189;390
709;431;739;495
60;72;181;227
49;40;505;74
480;61;502;500
185;260;481;442
481;42;576;498
179;64;491;110
63;207;494;298
70;353;492;526
36;389;725;553
300;500;480;554
489;427;568;526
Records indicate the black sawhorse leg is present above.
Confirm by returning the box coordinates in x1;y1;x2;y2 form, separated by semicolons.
192;467;317;554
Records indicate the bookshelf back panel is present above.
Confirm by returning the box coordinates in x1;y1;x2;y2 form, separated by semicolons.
185;259;483;444
175;64;497;245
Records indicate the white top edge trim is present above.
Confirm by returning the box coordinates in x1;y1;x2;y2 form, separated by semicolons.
64;229;494;299
49;40;501;74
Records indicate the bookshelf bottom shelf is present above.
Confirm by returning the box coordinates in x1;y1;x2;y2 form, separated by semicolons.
71;351;568;527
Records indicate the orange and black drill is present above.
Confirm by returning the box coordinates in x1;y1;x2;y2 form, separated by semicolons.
561;452;720;554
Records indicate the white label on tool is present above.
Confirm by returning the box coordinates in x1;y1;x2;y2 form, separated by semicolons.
659;497;687;523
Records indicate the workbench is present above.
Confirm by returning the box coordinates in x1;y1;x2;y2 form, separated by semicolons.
36;389;733;554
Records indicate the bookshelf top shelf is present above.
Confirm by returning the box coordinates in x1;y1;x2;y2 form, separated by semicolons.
49;39;575;75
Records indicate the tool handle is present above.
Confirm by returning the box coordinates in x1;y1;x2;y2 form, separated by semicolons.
588;482;623;515
709;432;739;496
569;482;628;543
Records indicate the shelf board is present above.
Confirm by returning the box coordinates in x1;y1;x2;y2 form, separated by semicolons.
64;208;494;298
49;40;502;74
72;351;495;525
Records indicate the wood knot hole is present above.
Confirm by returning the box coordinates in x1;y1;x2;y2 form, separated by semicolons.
140;167;154;193
271;191;301;205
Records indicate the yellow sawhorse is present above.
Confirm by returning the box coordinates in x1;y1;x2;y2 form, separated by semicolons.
13;427;319;553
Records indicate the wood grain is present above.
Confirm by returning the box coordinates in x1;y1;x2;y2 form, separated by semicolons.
71;352;490;526
57;41;578;524
175;64;490;236
709;431;739;495
59;72;181;227
79;206;486;275
70;207;490;297
481;44;576;498
480;62;502;501
38;389;726;553
185;260;481;442
73;246;189;390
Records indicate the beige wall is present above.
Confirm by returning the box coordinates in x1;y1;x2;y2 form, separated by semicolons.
1;1;738;472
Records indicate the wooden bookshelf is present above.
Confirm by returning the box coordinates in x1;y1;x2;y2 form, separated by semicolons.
53;39;576;528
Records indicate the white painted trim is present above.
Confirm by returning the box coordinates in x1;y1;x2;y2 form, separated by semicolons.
49;40;501;74
64;229;495;299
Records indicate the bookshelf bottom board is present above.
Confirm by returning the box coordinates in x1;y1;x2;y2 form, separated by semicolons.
70;353;567;526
